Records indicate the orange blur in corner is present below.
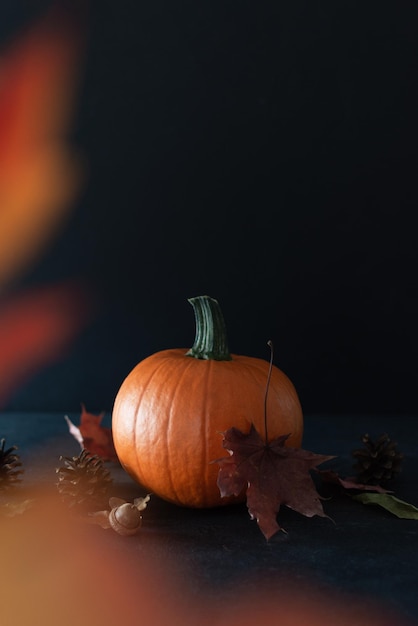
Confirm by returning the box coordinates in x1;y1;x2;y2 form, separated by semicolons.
0;3;86;288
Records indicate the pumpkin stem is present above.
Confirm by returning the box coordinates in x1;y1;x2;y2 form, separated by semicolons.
186;295;232;361
264;340;274;444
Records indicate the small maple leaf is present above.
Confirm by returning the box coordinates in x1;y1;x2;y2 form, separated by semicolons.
215;424;335;540
65;403;118;462
317;469;392;494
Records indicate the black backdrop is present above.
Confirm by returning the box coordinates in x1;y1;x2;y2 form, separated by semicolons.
2;1;418;415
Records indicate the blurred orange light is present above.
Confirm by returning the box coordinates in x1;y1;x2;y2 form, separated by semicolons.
0;3;85;287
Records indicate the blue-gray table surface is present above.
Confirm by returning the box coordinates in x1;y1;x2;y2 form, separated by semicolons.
1;412;417;624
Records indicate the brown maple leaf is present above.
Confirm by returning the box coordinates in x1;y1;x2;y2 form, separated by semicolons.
317;469;392;494
65;404;118;462
215;424;335;540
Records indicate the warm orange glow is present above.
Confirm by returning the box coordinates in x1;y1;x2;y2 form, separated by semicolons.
0;5;85;287
0;492;409;626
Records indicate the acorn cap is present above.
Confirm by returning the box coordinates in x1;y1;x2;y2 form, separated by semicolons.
108;503;142;536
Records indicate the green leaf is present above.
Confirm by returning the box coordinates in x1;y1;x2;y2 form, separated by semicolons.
352;493;418;519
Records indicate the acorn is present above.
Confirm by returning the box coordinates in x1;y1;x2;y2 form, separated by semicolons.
108;499;143;536
87;495;151;535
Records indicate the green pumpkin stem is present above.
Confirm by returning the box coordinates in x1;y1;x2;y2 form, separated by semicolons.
186;295;232;361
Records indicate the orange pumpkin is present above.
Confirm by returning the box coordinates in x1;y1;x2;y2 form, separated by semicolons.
112;296;303;508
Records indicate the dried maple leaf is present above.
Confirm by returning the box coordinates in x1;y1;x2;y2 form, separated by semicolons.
215;424;334;540
65;404;118;462
317;469;392;494
317;469;418;520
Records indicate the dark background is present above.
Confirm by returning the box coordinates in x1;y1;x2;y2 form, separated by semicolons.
2;0;418;416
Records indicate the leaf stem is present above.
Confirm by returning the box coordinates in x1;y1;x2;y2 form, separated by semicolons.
264;340;274;445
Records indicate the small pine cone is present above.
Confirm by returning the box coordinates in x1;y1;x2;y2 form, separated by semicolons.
352;433;403;486
56;448;113;511
0;438;24;491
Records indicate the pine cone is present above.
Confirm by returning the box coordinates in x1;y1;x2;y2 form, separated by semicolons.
352;433;403;486
0;438;23;491
56;448;113;511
